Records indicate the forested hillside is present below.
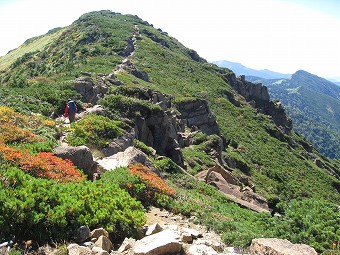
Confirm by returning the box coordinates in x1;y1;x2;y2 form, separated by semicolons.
0;11;339;254
247;70;340;159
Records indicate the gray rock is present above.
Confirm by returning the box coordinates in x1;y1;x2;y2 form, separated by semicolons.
185;244;218;255
102;130;135;157
250;238;317;255
67;243;92;255
145;223;163;236
91;228;109;239
53;145;95;177
133;229;181;255
96;146;160;175
94;235;114;253
118;237;136;253
75;226;91;243
74;77;109;105
176;99;220;136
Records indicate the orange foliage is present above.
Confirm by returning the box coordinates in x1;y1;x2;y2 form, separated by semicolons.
129;164;176;196
0;145;84;183
0;106;46;144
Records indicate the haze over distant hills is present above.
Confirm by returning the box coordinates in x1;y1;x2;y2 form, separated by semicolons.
213;60;340;159
212;60;291;79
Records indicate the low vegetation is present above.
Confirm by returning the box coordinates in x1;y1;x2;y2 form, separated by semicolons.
0;10;339;254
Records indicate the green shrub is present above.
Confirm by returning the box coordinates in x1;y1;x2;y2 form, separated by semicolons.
0;164;145;244
67;114;125;149
99;95;162;119
100;166;175;208
133;139;155;156
154;157;181;174
273;199;340;253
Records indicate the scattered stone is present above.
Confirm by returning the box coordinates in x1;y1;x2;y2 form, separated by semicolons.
67;243;92;255
182;233;193;243
145;223;163;236
94;235;114;253
91;228;109;239
92;246;109;255
250;238;317;255
185;244;218;255
118;237;136;253
133;230;181;255
75;226;91;243
182;227;202;239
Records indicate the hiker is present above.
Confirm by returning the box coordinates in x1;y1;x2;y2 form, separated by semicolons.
64;98;77;123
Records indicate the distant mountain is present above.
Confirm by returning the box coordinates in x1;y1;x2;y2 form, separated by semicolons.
248;70;340;158
213;60;290;79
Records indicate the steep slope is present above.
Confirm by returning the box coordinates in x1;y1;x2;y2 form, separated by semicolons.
0;10;339;252
1;8;339;211
213;60;290;79
248;70;340;158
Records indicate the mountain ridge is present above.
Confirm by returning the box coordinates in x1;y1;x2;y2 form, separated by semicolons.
0;10;339;253
247;70;340;158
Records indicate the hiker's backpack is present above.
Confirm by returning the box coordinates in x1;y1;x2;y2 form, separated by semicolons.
68;100;77;114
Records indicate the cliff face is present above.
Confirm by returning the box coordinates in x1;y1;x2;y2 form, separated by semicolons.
224;73;292;132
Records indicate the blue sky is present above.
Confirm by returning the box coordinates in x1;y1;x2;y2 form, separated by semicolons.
0;0;340;80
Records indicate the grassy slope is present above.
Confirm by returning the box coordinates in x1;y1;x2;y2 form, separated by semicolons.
128;28;340;203
0;10;338;203
0;11;339;251
0;28;66;71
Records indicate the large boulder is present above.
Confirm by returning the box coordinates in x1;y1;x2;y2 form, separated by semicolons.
250;238;317;255
53;145;95;177
133;230;181;255
96;146;160;175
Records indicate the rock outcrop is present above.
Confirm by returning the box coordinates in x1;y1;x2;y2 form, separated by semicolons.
196;167;270;213
176;99;220;136
74;77;110;105
231;75;270;102
134;110;184;166
250;238;318;255
96;146;160;175
223;73;292;132
53;145;96;177
102;129;136;157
